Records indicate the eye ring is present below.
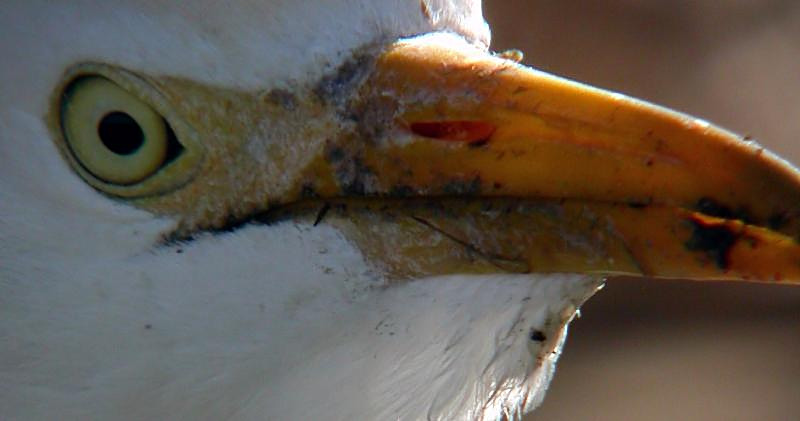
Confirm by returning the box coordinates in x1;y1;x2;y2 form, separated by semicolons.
61;76;172;185
51;63;203;199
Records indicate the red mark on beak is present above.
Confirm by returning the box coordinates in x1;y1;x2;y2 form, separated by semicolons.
410;121;496;145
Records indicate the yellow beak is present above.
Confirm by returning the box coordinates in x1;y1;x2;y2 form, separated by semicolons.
286;35;800;283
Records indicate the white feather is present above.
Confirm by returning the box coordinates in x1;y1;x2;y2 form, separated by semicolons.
2;218;598;420
0;1;602;419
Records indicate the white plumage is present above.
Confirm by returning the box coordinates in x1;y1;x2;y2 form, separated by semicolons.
5;1;798;419
1;1;601;419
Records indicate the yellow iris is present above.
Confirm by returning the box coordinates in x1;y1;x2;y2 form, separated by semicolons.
61;77;168;185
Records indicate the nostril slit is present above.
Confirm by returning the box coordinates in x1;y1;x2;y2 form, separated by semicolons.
409;121;496;144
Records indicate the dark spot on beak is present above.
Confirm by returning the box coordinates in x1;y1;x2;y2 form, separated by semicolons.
768;212;789;230
529;329;547;342
685;217;739;270
696;197;734;218
627;197;653;209
314;50;375;105
468;139;489;148
695;197;753;224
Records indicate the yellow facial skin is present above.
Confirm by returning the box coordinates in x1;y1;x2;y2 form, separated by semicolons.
51;39;800;284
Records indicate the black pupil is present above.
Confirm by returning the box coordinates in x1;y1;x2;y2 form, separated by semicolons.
97;111;145;155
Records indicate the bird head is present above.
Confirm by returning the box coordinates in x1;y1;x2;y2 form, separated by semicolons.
2;1;799;419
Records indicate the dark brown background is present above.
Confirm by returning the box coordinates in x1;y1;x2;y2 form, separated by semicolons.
482;2;800;420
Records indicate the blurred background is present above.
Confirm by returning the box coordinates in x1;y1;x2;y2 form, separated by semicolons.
482;1;800;420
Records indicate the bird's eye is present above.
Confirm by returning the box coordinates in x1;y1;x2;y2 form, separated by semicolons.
60;76;181;185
